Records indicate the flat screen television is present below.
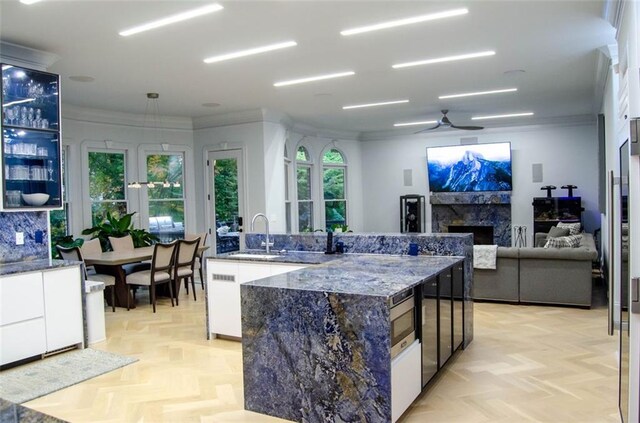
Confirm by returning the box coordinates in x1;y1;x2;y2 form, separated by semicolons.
426;142;512;192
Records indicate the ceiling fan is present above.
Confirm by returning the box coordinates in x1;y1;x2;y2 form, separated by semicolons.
415;109;484;133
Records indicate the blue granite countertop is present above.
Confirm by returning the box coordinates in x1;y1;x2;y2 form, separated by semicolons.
240;253;463;297
0;259;81;277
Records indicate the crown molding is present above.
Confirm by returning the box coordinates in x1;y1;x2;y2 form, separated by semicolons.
602;0;625;36
359;114;596;142
289;121;360;140
192;109;266;130
0;42;59;70
61;104;193;131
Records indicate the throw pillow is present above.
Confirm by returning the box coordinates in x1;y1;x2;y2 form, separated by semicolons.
548;226;570;238
556;222;581;235
544;234;582;248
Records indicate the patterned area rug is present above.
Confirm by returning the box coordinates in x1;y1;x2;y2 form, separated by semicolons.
0;348;137;404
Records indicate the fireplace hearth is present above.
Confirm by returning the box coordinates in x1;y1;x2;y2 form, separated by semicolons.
448;225;494;245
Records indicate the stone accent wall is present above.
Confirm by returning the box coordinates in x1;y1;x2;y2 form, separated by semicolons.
0;211;49;264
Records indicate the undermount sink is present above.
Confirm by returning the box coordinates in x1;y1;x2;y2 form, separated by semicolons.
230;253;280;260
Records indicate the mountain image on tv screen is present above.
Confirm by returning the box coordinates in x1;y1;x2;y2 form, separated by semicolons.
427;142;512;192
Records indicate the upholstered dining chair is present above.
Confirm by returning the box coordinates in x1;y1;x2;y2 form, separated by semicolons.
80;237;102;274
185;232;208;288
57;245;117;312
173;237;200;304
108;235;151;273
125;241;177;313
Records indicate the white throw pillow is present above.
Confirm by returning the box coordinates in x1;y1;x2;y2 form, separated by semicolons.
544;234;582;248
556;222;581;235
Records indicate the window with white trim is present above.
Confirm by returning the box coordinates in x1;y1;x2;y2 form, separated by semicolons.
322;148;347;231
296;146;313;232
146;153;185;242
88;150;128;226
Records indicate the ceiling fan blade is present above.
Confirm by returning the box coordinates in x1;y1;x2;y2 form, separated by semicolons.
414;122;441;133
450;124;484;130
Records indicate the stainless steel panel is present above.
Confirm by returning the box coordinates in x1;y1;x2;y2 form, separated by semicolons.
452;263;464;350
421;277;438;386
439;269;452;367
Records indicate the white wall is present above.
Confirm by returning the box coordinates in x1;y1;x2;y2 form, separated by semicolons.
361;122;600;244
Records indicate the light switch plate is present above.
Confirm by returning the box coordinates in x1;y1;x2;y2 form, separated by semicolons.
15;232;24;245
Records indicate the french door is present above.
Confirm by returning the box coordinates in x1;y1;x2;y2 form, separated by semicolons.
207;149;244;254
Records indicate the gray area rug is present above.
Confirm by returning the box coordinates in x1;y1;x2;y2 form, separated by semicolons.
0;348;137;404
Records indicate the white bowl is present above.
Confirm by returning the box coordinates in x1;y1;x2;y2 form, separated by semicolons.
21;193;50;206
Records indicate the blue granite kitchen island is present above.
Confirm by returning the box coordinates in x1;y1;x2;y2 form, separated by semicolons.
241;253;465;423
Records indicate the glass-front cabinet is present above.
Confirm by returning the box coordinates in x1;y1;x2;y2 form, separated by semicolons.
1;63;62;210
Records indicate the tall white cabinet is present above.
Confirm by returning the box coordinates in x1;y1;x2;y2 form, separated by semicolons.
0;265;83;366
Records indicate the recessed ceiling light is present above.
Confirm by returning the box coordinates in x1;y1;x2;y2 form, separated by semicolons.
20;0;43;4
274;71;355;87
340;8;468;36
393;50;496;69
204;41;297;64
394;120;438;127
119;3;223;37
68;75;95;83
343;99;409;110
439;88;517;99
471;112;534;120
202;102;221;108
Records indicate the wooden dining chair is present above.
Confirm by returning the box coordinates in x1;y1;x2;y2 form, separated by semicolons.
57;245;117;312
186;232;208;288
173;237;200;304
108;235;151;273
125;241;177;313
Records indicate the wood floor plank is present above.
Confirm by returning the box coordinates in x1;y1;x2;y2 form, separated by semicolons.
22;285;620;423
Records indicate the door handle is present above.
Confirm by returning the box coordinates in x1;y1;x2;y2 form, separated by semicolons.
632;277;640;314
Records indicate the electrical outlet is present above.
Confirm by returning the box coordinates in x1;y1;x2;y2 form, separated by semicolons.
15;232;24;245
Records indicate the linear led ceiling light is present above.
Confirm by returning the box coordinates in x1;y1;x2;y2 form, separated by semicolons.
471;112;534;120
119;3;223;37
343;99;409;110
341;8;468;36
274;71;355;87
439;88;517;99
394;120;438;127
204;41;297;64
393;50;496;69
20;0;43;4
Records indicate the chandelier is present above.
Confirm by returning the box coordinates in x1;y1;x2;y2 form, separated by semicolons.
128;93;180;189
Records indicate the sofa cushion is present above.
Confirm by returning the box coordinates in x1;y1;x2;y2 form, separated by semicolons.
544;234;582;248
556;222;581;235
548;226;570;238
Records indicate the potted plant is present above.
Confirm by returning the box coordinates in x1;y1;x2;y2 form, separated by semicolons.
82;212;159;251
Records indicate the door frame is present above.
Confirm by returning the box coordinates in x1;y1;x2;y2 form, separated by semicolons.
204;148;247;254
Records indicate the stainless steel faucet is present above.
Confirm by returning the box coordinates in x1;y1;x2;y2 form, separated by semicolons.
250;213;273;253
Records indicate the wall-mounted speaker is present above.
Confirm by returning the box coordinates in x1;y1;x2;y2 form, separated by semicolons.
403;169;413;186
532;163;543;183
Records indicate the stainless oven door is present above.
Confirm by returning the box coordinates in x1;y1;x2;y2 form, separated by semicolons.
390;297;416;359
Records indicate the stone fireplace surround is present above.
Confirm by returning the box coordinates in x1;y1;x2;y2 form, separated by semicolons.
431;192;512;246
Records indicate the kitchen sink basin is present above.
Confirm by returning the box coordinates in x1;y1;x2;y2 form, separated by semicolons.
230;253;280;260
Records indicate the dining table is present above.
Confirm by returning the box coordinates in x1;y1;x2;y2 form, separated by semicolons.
83;245;209;309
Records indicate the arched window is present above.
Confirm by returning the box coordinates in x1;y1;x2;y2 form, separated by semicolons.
284;145;292;233
296;146;313;232
322;148;347;231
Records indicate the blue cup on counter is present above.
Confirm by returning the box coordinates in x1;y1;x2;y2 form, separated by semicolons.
408;243;419;256
335;241;345;254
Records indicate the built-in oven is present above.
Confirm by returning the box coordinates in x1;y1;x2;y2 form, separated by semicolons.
390;289;416;359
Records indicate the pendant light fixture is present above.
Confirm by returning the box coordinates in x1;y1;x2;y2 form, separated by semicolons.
128;93;180;189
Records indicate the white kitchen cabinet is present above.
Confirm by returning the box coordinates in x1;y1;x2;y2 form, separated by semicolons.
207;259;307;338
0;265;83;366
391;340;422;422
43;266;83;352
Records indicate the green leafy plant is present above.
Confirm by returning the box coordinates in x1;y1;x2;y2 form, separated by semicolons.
82;212;159;251
331;223;350;233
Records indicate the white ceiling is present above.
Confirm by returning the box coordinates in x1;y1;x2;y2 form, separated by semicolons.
0;0;616;135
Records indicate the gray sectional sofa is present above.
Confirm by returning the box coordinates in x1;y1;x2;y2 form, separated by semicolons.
474;233;598;307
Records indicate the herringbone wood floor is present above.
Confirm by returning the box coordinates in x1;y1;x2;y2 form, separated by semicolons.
24;283;620;423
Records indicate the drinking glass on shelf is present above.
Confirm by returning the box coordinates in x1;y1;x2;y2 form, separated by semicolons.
47;160;55;181
4;107;15;125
